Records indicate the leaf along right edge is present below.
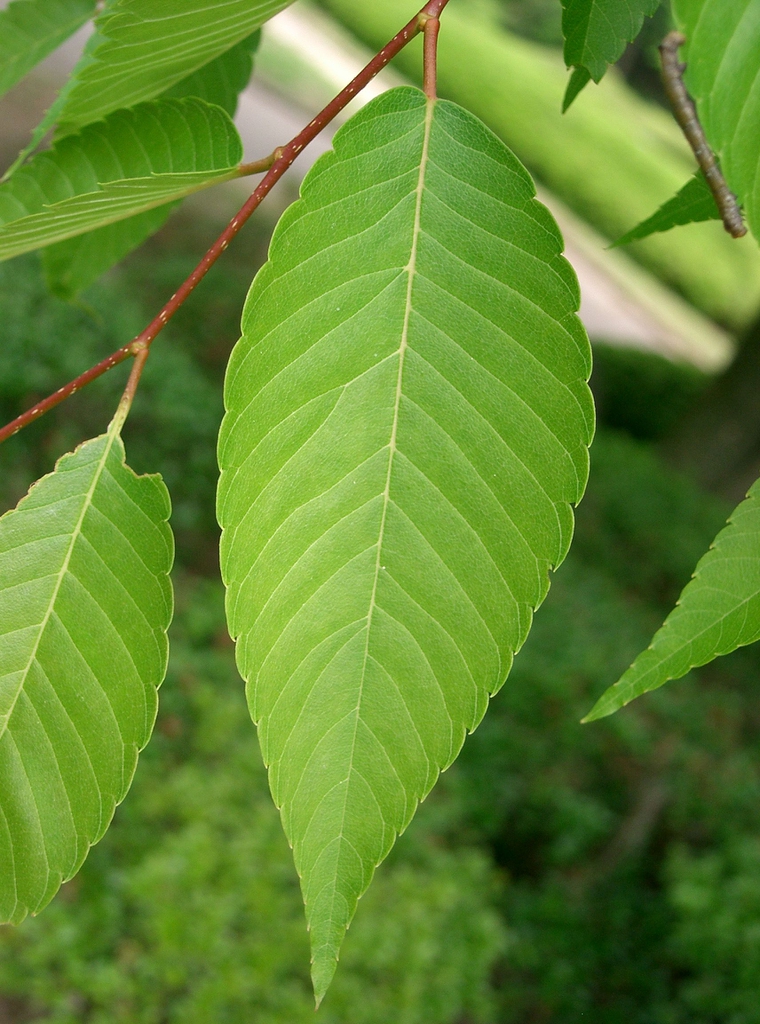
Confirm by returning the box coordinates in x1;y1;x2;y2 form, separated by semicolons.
586;478;760;721
217;85;594;1003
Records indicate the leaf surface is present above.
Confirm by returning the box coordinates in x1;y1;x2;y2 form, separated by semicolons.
561;0;660;106
218;86;593;1001
586;478;760;720
673;0;760;240
163;29;260;116
614;171;719;244
40;32;260;298
55;0;293;135
0;0;95;102
0;98;243;263
0;414;173;923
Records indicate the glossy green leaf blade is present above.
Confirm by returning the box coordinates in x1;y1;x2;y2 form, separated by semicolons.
0;98;242;262
218;86;593;1001
0;0;95;101
673;0;760;240
586;479;760;721
0;415;174;924
561;0;660;83
614;171;720;245
55;0;293;135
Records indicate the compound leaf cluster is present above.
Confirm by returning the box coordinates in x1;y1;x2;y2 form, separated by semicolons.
0;98;243;295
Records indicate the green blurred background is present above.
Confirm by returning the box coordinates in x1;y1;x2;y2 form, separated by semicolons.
3;0;760;1021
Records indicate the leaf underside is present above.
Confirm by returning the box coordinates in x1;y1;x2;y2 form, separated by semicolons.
0;0;95;102
218;86;593;1002
162;29;260;118
39;31;260;300
55;0;293;136
673;0;760;241
0;98;243;265
561;0;660;107
0;419;173;924
586;478;760;721
613;171;720;245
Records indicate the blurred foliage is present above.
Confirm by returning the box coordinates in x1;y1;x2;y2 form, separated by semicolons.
3;211;760;1021
591;343;707;443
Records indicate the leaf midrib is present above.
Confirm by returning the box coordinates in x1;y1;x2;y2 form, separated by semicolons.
0;417;120;741
315;96;435;908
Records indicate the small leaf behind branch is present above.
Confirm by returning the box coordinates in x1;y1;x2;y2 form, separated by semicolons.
613;172;720;245
585;479;760;721
561;0;660;108
0;98;243;263
0;0;96;102
0;417;173;923
218;86;593;1002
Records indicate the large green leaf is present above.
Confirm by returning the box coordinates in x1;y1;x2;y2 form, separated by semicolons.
0;413;173;923
561;0;660;107
55;0;293;136
614;171;720;245
41;32;261;299
218;86;593;1001
0;98;243;263
0;0;96;102
586;479;760;721
673;0;760;241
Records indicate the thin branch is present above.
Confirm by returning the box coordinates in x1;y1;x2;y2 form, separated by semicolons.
0;0;452;446
118;345;149;419
660;30;746;239
0;345;135;444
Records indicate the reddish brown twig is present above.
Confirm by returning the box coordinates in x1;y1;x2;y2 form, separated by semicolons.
421;12;441;100
0;0;451;446
660;30;746;239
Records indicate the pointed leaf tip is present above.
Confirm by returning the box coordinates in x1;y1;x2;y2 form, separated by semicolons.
311;953;338;1008
562;66;591;112
612;172;720;247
